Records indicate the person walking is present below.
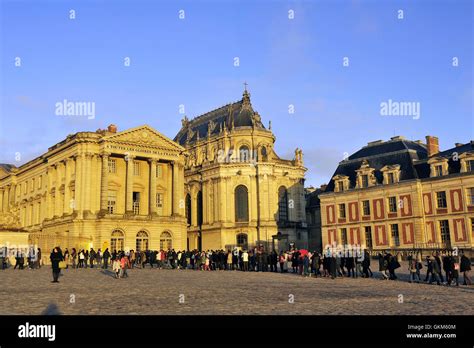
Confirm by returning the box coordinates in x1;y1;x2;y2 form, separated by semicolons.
378;252;389;280
408;255;420;283
113;256;121;279
50;247;64;283
71;248;77;269
429;256;441;285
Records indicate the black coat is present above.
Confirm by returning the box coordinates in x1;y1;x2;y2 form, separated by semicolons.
50;251;63;272
460;255;471;272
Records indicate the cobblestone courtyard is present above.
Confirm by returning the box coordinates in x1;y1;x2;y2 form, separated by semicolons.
1;265;472;315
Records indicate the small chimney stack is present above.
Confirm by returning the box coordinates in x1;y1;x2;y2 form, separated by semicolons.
455;143;463;147
107;124;117;133
425;135;439;157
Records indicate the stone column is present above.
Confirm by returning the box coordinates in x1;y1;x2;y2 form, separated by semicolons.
126;155;135;213
83;153;92;213
74;154;84;215
172;161;184;216
63;158;73;214
54;164;61;217
100;153;110;213
0;188;3;213
148;158;157;215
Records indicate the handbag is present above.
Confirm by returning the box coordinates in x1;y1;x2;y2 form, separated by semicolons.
59;261;67;269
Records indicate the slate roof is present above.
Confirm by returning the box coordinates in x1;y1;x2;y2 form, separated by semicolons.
174;90;266;146
0;164;16;173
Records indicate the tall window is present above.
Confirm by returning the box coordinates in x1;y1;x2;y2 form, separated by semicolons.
436;191;447;208
471;218;474;235
235;185;249;222
156;193;163;215
362;200;370;216
197;191;203;226
361;175;369;188
278;186;288;222
439;220;450;243
133;162;140;176
185;194;191;225
365;226;372;248
111;230;124;252
468;188;474;205
388;196;397;213
338;203;346;219
108;158;116;173
136;231;149;252
390;224;400;247
133;192;140;214
239;145;250;162
435;165;443;177
340;228;347;245
261;146;268;162
107;191;117;214
160;231;172;250
236;233;248;248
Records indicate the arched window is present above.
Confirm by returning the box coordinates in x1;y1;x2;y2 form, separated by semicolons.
136;230;149;252
235;185;249;222
197;191;203;226
239;145;250;162
278;186;288;222
160;231;172;251
185;193;191;226
261;146;268;162
236;233;248;248
111;229;124;252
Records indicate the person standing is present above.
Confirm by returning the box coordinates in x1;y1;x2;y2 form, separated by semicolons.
50;247;64;283
460;252;471;286
242;250;249;272
71;248;77;269
378;252;389;280
89;248;96;268
429;256;441;285
103;248;111;269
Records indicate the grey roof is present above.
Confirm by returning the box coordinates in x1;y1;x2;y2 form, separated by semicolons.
174;90;265;146
325;138;474;192
0;163;16;173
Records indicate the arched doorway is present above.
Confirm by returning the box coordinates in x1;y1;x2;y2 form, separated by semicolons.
160;231;172;251
236;233;248;249
136;230;149;252
111;229;124;252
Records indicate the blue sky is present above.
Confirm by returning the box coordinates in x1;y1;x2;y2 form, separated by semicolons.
0;0;472;187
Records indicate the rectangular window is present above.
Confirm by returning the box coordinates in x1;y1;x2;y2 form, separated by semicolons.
362;200;370;216
361;175;369;188
436;191;447;208
156;165;162;178
467;160;474;172
439;220;450;243
133;192;140;214
435;165;443;177
365;226;372;249
156;193;163;215
338;203;346;219
390;224;400;247
108;158;116;173
471;218;474;235
340;228;347;245
468;188;474;205
387;172;395;184
133;162;140;176
337;181;344;192
388;196;397;213
107;191;116;214
31;178;35;192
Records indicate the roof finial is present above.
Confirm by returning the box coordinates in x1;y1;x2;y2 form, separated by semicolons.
243;81;248;92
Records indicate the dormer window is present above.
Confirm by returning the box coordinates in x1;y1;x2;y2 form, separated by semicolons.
459;153;474;173
428;157;448;177
333;174;350;192
380;164;401;185
355;160;376;188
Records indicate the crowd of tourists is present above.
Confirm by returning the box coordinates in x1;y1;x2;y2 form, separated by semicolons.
1;245;471;286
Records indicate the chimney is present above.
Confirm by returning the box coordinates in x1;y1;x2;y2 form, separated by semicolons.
455;143;463;147
107;124;117;133
425;135;439;157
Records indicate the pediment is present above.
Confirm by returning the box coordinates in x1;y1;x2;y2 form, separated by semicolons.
102;125;184;151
